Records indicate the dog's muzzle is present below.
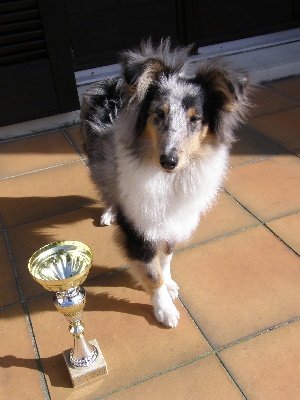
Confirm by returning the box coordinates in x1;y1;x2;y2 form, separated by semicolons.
159;153;179;171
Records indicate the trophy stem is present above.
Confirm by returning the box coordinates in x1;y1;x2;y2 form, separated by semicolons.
53;286;98;367
69;321;98;367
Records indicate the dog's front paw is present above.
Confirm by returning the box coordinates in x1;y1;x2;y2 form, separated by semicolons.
165;278;179;300
100;207;116;226
154;301;180;328
152;286;180;328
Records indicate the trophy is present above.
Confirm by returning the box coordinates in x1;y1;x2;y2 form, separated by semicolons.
28;240;108;387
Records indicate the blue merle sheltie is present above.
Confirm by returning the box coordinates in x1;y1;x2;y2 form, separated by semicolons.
80;39;252;328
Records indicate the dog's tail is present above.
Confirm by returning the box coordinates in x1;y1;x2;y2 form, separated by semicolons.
80;77;123;149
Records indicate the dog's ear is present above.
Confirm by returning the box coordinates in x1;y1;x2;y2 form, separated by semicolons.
122;57;167;100
120;39;191;100
193;60;252;143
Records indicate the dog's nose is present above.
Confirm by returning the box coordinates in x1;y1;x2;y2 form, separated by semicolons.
160;154;178;170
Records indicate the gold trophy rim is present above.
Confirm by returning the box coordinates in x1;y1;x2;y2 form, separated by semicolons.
28;240;93;292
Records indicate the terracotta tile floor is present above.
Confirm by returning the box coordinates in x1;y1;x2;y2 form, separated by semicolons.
0;76;300;400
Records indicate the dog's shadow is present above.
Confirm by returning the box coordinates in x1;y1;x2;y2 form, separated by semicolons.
91;207;105;228
0;195;164;326
84;268;162;327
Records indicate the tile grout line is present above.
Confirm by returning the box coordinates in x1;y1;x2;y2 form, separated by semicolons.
0;159;82;181
263;83;300;104
179;230;300;351
0;300;23;311
0;214;51;400
249;100;300;119
179;294;300;398
225;188;300;224
177;297;248;399
214;316;300;355
223;189;300;257
245;116;299;152
292;149;300;158
0;125;79;144
62;129;89;168
176;224;261;255
4;202;98;230
264;225;300;257
94;352;214;399
229;153;284;169
232;123;291;166
214;354;247;400
62;128;92;174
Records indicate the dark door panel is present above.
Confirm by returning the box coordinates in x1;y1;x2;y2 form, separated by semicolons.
0;0;79;129
181;0;300;46
65;0;180;70
0;59;59;126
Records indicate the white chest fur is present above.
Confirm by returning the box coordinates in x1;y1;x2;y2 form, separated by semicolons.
116;145;229;243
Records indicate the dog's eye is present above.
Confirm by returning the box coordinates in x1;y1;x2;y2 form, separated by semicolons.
189;115;201;123
155;110;165;120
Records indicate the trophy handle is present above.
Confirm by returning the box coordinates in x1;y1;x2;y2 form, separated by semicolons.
53;286;98;367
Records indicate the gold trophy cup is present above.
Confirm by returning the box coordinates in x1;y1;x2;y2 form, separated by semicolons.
28;240;108;387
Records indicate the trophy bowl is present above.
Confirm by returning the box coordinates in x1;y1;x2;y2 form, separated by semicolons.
28;240;108;387
28;241;92;292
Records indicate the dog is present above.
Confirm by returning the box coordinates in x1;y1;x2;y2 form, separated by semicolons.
80;39;252;328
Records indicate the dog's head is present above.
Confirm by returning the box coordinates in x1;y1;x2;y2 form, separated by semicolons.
120;39;252;172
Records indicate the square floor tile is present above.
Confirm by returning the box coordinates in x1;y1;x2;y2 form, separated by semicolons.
230;125;286;167
8;207;126;298
0;233;20;307
65;126;87;158
248;107;300;151
218;321;300;400
112;355;243;400
224;154;300;222
249;85;298;117
266;212;300;255
0;161;98;228
0;305;46;400
0;131;81;179
267;76;300;101
28;270;211;399
172;225;300;348
178;190;259;250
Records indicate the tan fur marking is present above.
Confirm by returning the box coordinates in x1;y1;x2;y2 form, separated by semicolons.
163;242;176;255
142;110;168;166
143;117;158;147
126;59;167;99
136;60;166;100
114;229;164;294
199;125;218;144
161;103;170;115
187;107;200;120
125;84;136;97
212;71;236;112
130;259;164;295
187;124;218;159
199;124;209;140
142;102;169;143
